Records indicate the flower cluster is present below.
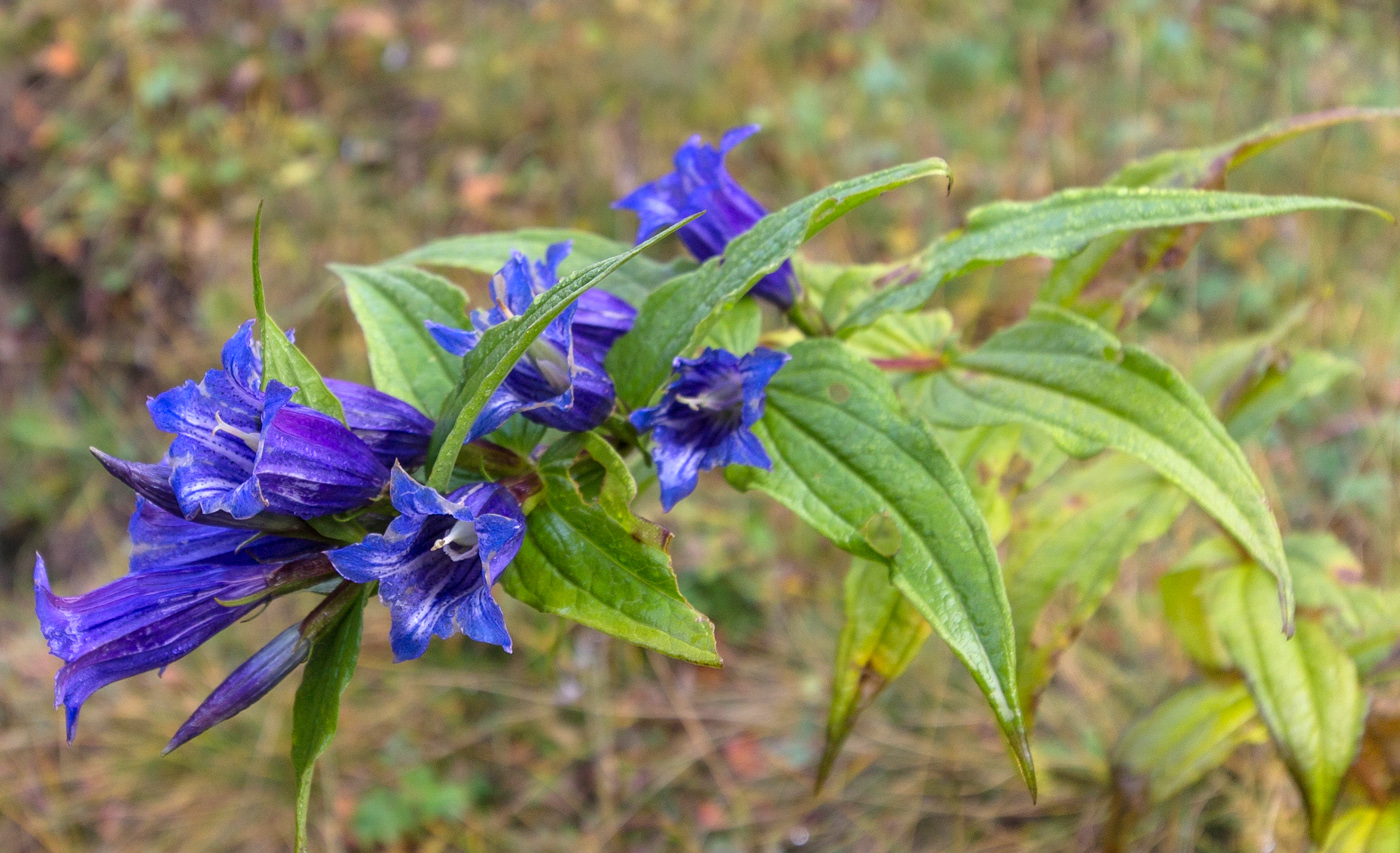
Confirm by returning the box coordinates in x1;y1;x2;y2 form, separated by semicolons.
36;129;791;749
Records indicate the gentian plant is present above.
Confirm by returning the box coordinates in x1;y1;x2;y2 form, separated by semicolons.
34;112;1400;848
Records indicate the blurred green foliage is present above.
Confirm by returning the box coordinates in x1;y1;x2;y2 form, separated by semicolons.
2;0;1399;850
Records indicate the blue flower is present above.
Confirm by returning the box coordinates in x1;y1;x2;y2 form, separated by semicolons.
329;466;526;662
630;347;789;511
426;242;633;442
147;321;406;520
327;377;436;470
34;501;328;741
163;622;309;754
614;125;799;309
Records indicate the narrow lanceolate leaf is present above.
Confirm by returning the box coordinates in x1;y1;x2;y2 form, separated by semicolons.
1206;564;1366;842
1041;107;1400;305
332;264;468;415
251;206;346;421
1221;349;1360;441
425;217;696;491
1113;680;1266;803
501;435;719;666
726;339;1034;796
385;227;685;306
1007;456;1186;713
610;158;949;409
1111;106;1400;191
292;585;369;853
1322;803;1400;852
817;558;932;790
841;188;1386;331
916;304;1293;629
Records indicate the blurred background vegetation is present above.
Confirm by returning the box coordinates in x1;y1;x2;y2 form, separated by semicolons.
1;0;1398;850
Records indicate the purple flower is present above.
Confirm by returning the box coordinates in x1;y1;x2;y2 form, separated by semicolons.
35;492;327;741
33;499;331;742
163;622;309;754
630;347;789;511
147;321;398;520
329;466;525;662
326;377;435;470
426;242;633;442
614;125;798;309
127;496;317;574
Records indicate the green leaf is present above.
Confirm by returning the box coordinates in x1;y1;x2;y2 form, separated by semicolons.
793;259;904;328
1322;803;1400;852
501;435;720;667
1110;106;1400;191
1222;349;1360;441
425;217;695;492
930;424;1022;544
817;558;932;790
1040;107;1400;306
1008;456;1187;712
292;585;369;853
1286;533;1365;632
609;158;949;409
844;309;954;366
486;414;549;458
1205;563;1366;841
252;206;346;421
841;187;1387;331
1160;567;1233;671
726;339;1034;795
1187;301;1312;403
1113;680;1266;803
332;264;468;415
915;304;1293;629
387;227;686;307
701;296;762;354
1339;585;1400;675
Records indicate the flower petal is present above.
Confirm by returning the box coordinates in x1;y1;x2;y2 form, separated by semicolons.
328;478;524;660
614;126;799;308
252;383;390;518
325;378;434;469
35;553;270;742
128;498;319;574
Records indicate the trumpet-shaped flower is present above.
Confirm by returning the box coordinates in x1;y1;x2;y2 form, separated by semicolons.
329;467;525;662
147;321;396;520
35;489;327;741
630;347;789;511
614;125;799;309
426;242;632;441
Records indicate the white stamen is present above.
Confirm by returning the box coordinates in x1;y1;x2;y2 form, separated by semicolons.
211;412;261;451
527;339;573;392
432;519;480;562
491;273;515;318
674;383;743;412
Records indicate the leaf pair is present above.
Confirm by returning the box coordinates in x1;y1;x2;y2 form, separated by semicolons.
840;107;1398;331
729;340;1035;794
1158;557;1366;842
918;304;1294;627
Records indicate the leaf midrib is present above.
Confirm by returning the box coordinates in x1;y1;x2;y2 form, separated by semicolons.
765;388;1009;670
